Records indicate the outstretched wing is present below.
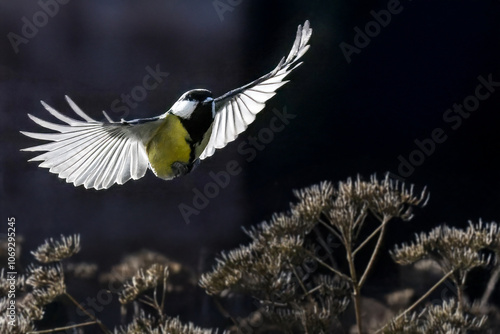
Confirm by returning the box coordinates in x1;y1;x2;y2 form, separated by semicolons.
199;20;312;160
21;96;162;190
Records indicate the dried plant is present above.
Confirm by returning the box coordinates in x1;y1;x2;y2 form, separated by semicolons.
101;249;196;292
114;262;224;334
1;236;220;334
0;234;112;334
0;311;36;334
65;262;98;279
391;221;500;313
114;310;218;334
201;174;428;333
31;234;81;263
114;310;157;334
382;299;487;334
2;175;499;333
26;264;64;289
423;299;487;333
118;264;168;305
0;269;26;296
157;316;220;334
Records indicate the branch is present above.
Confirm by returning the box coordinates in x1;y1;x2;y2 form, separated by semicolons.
480;265;500;309
358;218;388;288
64;292;111;334
376;270;455;334
353;216;390;257
345;243;363;334
28;321;98;333
304;249;352;283
318;218;343;243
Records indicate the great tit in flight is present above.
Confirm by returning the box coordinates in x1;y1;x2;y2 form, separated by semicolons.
21;21;312;190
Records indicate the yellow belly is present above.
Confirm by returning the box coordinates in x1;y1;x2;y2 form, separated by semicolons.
146;115;192;180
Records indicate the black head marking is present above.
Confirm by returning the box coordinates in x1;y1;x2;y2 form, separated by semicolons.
185;89;213;102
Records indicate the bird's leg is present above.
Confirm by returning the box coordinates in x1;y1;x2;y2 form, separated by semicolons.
171;161;190;177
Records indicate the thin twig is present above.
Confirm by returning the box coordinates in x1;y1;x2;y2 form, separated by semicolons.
480;265;500;309
353;216;390;257
213;296;242;332
345;243;363;334
352;206;369;241
142;295;155;303
370;210;385;223
457;282;465;314
28;321;98;333
358;218;388;288
303;283;324;297
64;292;112;334
160;266;169;311
290;301;310;334
138;297;157;309
304;249;352;282
313;226;339;268
318;218;343;242
290;264;311;297
376;270;455;334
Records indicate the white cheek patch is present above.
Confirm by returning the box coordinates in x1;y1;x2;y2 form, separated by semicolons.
171;100;198;119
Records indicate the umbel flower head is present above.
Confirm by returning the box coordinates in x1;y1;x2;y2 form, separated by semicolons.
118;264;169;304
291;181;335;223
100;249;193;288
201;174;427;294
114;310;219;334
31;234;81;263
0;235;82;333
23;263;66;314
391;221;499;272
382;299;487;334
329;175;427;237
26;264;64;289
200;174;426;333
0;268;25;296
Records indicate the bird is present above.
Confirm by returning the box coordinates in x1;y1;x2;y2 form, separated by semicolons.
21;20;312;190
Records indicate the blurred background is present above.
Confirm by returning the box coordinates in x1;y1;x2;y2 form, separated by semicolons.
1;0;500;330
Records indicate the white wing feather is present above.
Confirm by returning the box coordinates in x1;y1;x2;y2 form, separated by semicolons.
21;97;160;190
199;20;312;160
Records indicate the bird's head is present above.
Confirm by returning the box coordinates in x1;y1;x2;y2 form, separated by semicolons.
170;89;213;119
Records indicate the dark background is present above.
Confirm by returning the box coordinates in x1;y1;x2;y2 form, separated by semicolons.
1;0;500;330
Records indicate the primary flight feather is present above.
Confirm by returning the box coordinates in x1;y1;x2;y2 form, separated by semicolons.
21;21;312;190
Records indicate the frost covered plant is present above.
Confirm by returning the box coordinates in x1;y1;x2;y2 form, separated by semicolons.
201;174;427;334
